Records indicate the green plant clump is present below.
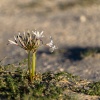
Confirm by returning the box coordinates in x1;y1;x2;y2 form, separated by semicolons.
0;65;100;100
0;67;78;100
75;81;100;96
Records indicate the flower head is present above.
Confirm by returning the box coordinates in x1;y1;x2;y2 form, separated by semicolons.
8;31;42;53
46;36;57;52
46;36;53;47
8;30;57;53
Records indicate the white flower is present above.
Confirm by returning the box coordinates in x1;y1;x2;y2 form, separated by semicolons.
8;31;41;52
50;45;57;52
8;30;57;53
46;36;57;52
46;36;53;47
32;31;44;39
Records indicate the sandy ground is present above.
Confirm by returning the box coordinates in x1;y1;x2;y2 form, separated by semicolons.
0;0;100;82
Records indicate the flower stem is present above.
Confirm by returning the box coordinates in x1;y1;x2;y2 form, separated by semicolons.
28;51;32;82
32;52;36;78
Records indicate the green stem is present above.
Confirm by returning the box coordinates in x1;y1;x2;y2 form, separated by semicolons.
32;52;36;78
28;51;32;82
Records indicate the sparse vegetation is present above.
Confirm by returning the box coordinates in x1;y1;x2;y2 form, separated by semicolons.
74;81;100;96
58;0;100;10
0;64;100;100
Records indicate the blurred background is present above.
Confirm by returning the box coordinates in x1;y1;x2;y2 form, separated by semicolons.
0;0;100;81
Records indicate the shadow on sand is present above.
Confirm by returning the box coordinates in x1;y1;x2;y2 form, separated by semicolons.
38;46;100;62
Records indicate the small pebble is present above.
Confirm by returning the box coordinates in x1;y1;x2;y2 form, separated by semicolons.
59;68;64;72
80;15;86;23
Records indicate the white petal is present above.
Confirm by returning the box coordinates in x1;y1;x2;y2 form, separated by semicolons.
14;36;16;41
50;45;57;52
46;37;54;47
23;32;26;36
19;32;21;36
8;40;18;45
40;31;43;34
32;30;44;39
